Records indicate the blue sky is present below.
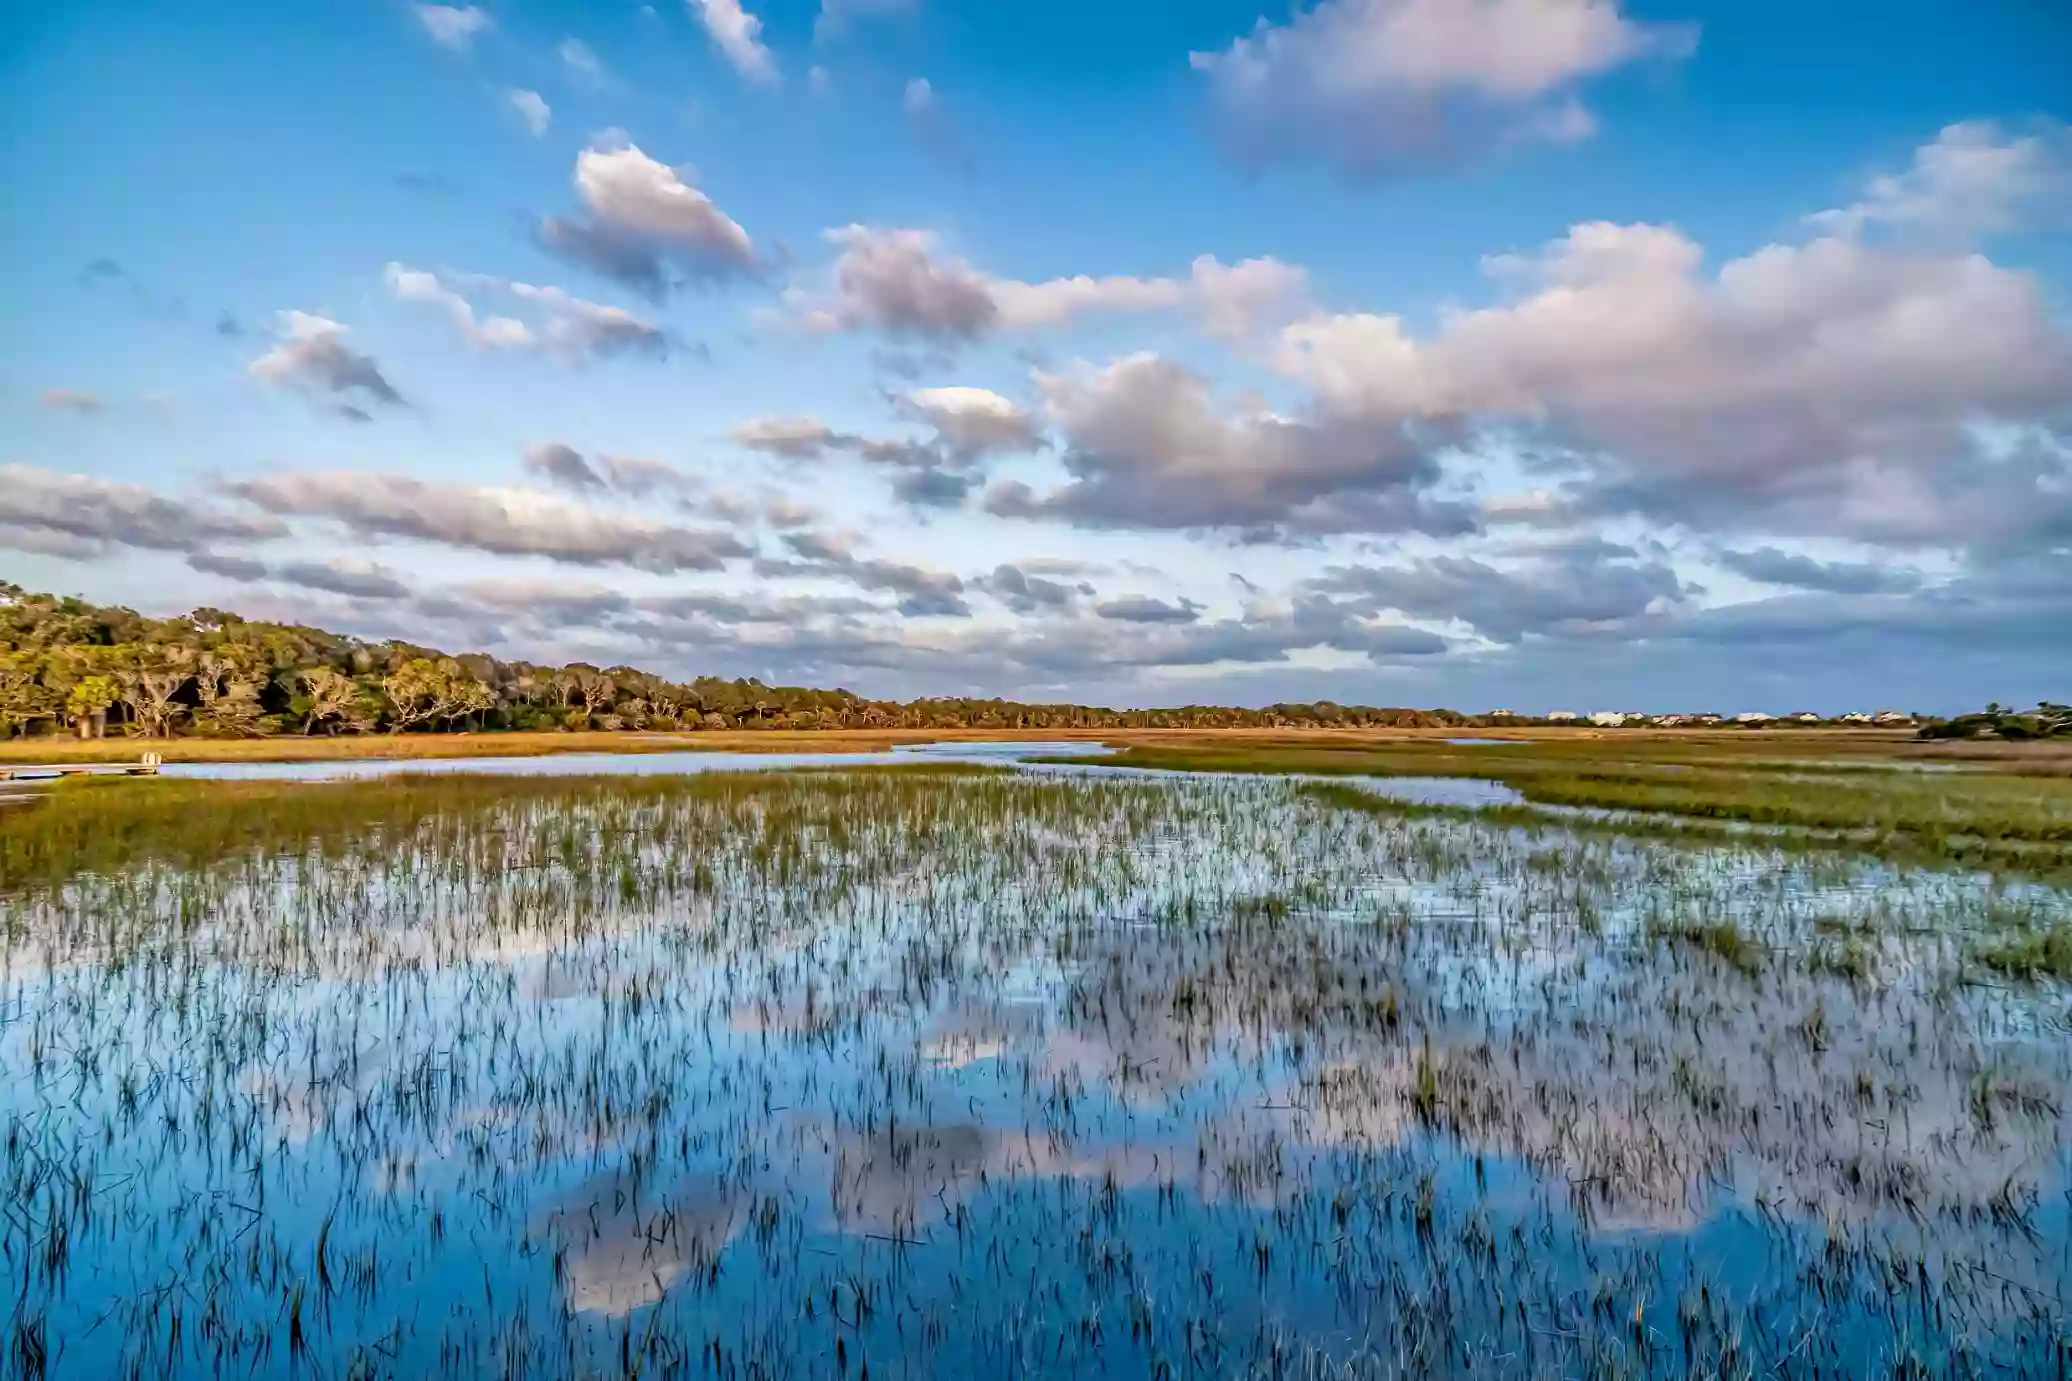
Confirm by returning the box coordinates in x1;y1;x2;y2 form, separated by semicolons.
3;0;2068;712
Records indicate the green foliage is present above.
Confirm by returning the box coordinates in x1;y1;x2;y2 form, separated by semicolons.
0;580;1467;739
1919;701;2072;741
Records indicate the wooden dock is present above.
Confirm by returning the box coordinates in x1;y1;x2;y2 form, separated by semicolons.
0;752;162;782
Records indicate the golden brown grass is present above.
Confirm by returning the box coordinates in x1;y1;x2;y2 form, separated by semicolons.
8;722;2065;777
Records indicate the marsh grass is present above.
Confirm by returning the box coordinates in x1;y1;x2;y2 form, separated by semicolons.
1977;923;2072;981
1;765;2068;1379
1072;742;2072;865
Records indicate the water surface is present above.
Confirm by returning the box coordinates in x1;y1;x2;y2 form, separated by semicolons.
2;769;2066;1379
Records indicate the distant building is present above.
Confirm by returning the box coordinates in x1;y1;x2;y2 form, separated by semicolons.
1734;711;1775;723
1791;711;1822;723
1487;709;1516;718
1872;710;1913;724
1589;711;1628;727
1839;711;1872;724
1546;710;1580;722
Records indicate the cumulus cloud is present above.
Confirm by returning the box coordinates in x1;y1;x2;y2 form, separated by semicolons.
1191;0;1695;176
507;89;551;137
413;3;492;52
981;563;1079;613
227;471;753;572
1309;540;1693;643
0;463;286;555
893;387;1042;460
733;391;1040;508
386;265;532;351
790;227;1307;342
248;312;406;412
690;0;778;86
39;388;103;413
1272;220;2072;546
1714;546;1923;596
386;264;669;360
540;141;758;296
1808;120;2071;240
990;352;1470;537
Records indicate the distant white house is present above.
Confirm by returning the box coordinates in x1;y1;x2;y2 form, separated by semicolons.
1546;710;1580;722
1487;709;1516;718
1791;711;1822;723
1872;710;1913;724
1588;711;1629;727
1734;711;1775;723
1839;711;1872;724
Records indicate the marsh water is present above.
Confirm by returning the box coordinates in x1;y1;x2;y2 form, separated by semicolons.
154;737;1113;781
2;766;2068;1379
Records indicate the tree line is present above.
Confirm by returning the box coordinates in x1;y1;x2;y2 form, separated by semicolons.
1916;701;2072;741
0;582;1474;739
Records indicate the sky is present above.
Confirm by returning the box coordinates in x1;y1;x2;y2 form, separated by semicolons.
2;0;2068;714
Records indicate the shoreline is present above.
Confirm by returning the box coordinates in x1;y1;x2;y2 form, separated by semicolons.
0;723;1932;767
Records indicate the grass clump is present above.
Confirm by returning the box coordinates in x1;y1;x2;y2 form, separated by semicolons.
1976;925;2072;982
1645;916;1764;976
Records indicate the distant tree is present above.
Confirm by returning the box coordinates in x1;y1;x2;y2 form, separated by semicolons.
0;652;57;739
116;645;195;738
65;674;119;738
192;651;269;737
382;658;494;731
297;667;376;734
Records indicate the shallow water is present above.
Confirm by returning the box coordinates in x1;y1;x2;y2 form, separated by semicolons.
159;737;1111;781
2;770;2067;1379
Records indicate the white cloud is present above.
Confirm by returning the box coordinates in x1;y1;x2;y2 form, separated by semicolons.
412;3;492;52
689;0;778;86
1271;220;2072;544
228;471;755;572
732;415;846;458
1187;254;1312;342
991;352;1467;535
540;141;758;294
1807;119;2072;240
387;264;669;360
386;265;536;351
896;387;1043;459
0;463;286;554
1191;0;1695;175
507;89;551;137
248;312;406;411
792;227;1306;342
